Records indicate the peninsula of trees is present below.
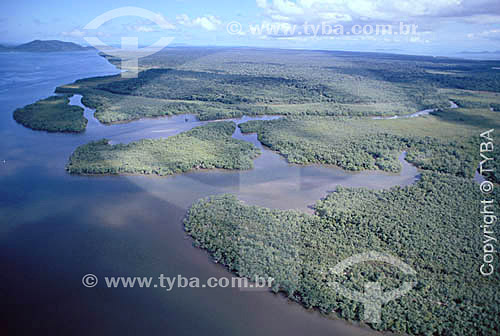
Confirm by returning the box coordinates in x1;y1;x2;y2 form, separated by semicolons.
13;95;87;132
66;121;261;176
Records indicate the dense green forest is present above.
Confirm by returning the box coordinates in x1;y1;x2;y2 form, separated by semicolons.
105;48;500;93
239;106;500;183
13;95;87;132
51;48;500;334
54;48;500;125
184;172;499;335
441;89;500;111
11;48;496;130
66;121;260;175
95;68;334;104
4;39;89;52
55;75;276;123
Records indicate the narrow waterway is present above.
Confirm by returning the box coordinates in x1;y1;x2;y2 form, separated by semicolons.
2;51;420;336
69;94;420;212
372;100;458;120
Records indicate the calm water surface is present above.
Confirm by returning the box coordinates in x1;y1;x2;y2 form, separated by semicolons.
0;51;416;335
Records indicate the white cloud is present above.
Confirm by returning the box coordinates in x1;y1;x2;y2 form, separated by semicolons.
409;36;430;43
127;25;156;33
61;29;85;37
176;14;191;26
468;29;500;40
272;0;304;16
270;14;292;22
256;0;268;9
248;0;500;44
176;14;221;31
256;0;500;24
193;16;221;31
124;18;175;33
463;15;500;24
317;12;352;22
61;29;112;39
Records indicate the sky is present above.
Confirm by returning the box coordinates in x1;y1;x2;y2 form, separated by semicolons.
1;0;499;57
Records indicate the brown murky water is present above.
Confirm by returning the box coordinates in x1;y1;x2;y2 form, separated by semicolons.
1;51;416;335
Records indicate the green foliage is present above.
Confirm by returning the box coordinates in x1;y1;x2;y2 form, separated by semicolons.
13;95;87;132
239;107;500;182
240;117;405;173
441;89;500;111
66;121;261;175
96;68;332;104
55;48;500;124
8;39;88;52
184;172;499;335
56;75;274;124
48;47;499;334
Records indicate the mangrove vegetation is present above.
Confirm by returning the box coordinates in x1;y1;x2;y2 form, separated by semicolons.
13;95;87;132
184;172;499;335
66;121;260;176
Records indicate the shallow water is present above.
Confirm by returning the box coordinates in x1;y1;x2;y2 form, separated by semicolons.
1;51;417;335
372;100;458;120
69;94;419;212
69;94;282;144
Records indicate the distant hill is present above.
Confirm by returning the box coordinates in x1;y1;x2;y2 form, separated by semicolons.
460;50;500;55
1;40;90;52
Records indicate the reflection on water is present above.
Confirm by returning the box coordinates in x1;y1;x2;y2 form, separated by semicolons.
372;108;435;120
1;51;410;336
69;94;419;212
372;100;458;120
68;94;281;144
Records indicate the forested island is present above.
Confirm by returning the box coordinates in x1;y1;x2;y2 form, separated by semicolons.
16;47;500;132
185;172;499;335
66;121;260;175
13;95;87;132
238;106;499;183
54;48;480;125
0;40;90;52
182;86;499;335
11;47;500;335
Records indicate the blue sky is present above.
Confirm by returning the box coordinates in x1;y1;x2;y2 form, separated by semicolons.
1;0;499;57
